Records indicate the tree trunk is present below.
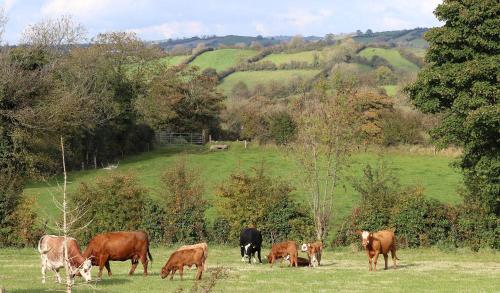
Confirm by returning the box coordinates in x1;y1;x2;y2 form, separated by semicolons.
60;136;73;293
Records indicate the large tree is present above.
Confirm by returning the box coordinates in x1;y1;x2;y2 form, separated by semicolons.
407;0;499;215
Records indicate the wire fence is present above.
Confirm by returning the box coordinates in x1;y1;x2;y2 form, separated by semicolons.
155;132;205;145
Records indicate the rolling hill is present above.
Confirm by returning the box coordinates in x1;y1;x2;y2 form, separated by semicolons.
359;47;420;72
189;48;259;72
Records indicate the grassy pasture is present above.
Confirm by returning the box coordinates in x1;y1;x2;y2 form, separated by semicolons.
159;55;190;66
24;143;462;230
0;246;498;292
260;51;320;65
359;48;420;72
382;85;399;96
190;49;258;72
218;70;320;93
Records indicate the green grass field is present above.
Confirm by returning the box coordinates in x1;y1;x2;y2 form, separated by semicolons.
24;143;462;230
218;70;320;93
190;49;258;72
359;48;420;72
1;246;498;292
382;85;399;96
159;55;190;66
260;51;320;65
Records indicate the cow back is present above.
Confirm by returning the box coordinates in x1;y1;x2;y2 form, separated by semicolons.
83;231;150;262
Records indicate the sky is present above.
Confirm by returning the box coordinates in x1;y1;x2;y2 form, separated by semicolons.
0;0;442;44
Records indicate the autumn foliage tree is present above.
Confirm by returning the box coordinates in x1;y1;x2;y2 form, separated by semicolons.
407;0;499;218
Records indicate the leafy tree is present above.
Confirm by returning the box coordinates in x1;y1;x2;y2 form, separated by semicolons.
135;65;224;133
214;163;314;243
161;159;207;243
406;0;499;216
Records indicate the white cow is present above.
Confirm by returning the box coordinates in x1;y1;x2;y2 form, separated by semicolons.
38;235;92;284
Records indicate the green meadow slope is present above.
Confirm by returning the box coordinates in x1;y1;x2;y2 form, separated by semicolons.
190;48;258;72
359;47;420;72
25;144;461;229
260;51;321;65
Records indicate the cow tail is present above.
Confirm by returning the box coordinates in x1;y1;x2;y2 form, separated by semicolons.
148;248;153;263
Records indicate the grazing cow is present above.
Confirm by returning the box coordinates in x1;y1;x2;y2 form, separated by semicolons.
356;229;399;271
177;242;208;270
267;241;298;267
38;235;92;284
82;231;152;278
161;248;205;280
301;241;323;267
239;227;262;264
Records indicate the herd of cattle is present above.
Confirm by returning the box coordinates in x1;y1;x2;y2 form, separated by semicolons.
37;228;399;283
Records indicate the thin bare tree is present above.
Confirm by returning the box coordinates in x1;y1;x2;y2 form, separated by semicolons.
21;15;87;48
291;79;361;241
0;7;6;44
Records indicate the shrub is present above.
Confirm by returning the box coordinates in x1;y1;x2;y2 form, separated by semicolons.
268;111;296;145
214;163;314;244
73;173;148;243
161;159;207;244
141;198;166;245
380;110;424;146
390;191;455;248
2;197;44;247
210;217;231;245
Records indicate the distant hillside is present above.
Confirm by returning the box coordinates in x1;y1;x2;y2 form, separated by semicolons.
353;28;429;48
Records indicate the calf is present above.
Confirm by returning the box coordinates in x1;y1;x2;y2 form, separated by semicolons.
82;231;152;279
161;248;205;280
177;242;208;270
301;241;323;267
239;227;262;264
38;235;92;284
356;230;399;271
267;241;298;267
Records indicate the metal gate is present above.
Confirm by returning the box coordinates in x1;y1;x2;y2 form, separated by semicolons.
156;132;204;145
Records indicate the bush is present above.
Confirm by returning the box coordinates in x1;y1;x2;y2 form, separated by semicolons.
210;217;231;245
335;161;456;248
214;163;314;244
1;197;44;247
73;173;148;243
268;111;296;145
380;110;425;146
161;159;207;244
141;198;166;245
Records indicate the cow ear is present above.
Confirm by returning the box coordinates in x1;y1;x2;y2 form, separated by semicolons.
355;230;362;235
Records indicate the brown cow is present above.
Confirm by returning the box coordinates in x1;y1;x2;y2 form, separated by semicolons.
356;230;399;271
38;235;92;284
301;241;323;267
267;241;298;267
177;243;208;270
82;231;152;278
161;248;205;280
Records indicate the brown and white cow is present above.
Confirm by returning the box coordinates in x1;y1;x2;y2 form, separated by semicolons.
161;247;205;280
267;241;298;267
82;231;152;279
38;235;92;284
301;241;323;267
177;242;208;270
356;229;399;271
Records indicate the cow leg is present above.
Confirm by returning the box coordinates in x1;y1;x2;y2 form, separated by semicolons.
373;252;380;271
54;268;62;284
179;267;184;281
383;254;389;270
391;248;397;269
98;256;108;279
368;257;373;271
240;246;245;262
196;265;203;280
40;257;47;284
269;256;274;268
257;248;262;264
129;259;139;276
318;252;322;266
140;254;149;276
170;268;176;280
105;261;112;276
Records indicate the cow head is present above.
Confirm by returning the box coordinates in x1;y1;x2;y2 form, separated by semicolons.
356;230;372;248
160;266;170;279
301;243;309;252
72;259;92;282
243;243;252;257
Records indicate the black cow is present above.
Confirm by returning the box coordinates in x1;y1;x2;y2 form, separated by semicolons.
239;227;262;264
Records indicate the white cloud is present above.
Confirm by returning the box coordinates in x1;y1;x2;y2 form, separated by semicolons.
382;16;411;29
280;8;333;30
128;21;205;39
1;0;18;12
253;22;269;36
41;0;136;21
